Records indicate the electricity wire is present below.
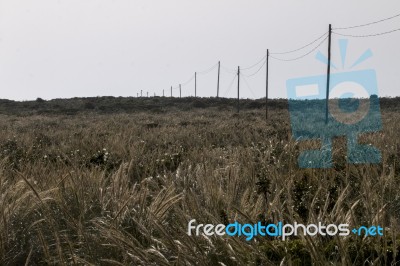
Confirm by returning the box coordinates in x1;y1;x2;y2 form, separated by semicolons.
166;12;400;98
197;63;219;75
241;60;266;77
222;74;237;97
333;27;400;38
241;55;267;70
270;35;328;62
270;32;328;55
181;74;195;86
220;64;237;74
333;12;400;30
241;74;257;98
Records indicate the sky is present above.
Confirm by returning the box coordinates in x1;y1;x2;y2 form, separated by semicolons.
0;0;400;100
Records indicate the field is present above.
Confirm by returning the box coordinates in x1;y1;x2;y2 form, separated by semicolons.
0;97;400;265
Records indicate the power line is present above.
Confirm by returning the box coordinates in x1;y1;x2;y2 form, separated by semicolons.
240;74;257;98
181;74;195;86
220;64;237;74
270;32;328;55
197;63;218;75
241;60;266;77
222;73;237;97
270;35;328;62
241;55;267;70
163;13;400;100
333;27;400;38
333;12;400;30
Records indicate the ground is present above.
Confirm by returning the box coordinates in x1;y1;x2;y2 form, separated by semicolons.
0;96;399;265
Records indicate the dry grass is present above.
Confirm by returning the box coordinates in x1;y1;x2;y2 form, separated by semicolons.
0;104;399;265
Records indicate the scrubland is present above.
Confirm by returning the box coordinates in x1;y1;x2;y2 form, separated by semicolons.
0;97;399;265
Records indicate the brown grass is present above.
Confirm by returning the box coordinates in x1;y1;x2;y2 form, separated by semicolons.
0;104;399;265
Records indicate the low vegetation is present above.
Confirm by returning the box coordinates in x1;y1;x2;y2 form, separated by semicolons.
0;97;399;265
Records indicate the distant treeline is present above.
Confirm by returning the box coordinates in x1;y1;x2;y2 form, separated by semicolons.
0;96;398;116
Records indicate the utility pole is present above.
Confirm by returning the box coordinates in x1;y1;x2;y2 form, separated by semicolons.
171;86;172;97
179;84;181;98
266;49;269;120
137;93;138;97
217;61;220;98
195;72;197;97
237;66;240;113
325;24;332;124
163;89;164;97
154;92;156;97
147;91;149;97
141;90;142;97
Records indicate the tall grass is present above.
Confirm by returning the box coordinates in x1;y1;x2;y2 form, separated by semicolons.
0;106;399;265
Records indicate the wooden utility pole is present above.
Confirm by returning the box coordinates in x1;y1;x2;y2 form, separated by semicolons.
325;24;332;124
195;72;197;97
237;66;240;113
217;61;220;98
179;84;181;98
266;49;269;120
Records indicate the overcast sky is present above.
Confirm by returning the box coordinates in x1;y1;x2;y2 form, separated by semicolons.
0;0;399;100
